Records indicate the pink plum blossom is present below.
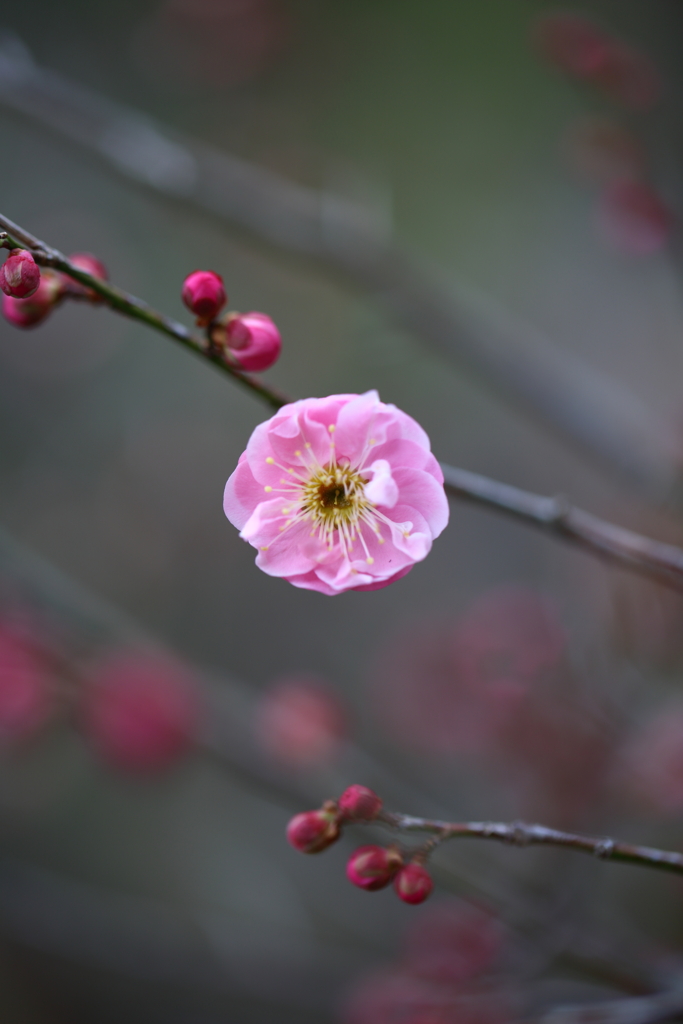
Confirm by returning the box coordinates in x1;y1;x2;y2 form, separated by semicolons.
372;587;566;756
255;674;346;766
617;703;683;815
533;12;610;80
224;391;448;595
404;902;503;984
597;179;673;256
0;622;53;741
80;652;199;773
341;969;509;1024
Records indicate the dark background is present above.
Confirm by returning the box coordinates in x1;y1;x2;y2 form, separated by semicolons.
1;2;683;1021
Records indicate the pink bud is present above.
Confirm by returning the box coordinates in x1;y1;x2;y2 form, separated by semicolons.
0;249;40;299
225;311;281;372
181;270;226;323
1;270;64;328
0;623;53;741
394;861;433;905
255;675;347;767
286;806;340;853
63;252;109;302
346;845;403;891
80;653;198;773
338;785;382;821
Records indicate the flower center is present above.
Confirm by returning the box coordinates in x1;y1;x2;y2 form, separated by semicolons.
263;443;397;566
301;464;367;526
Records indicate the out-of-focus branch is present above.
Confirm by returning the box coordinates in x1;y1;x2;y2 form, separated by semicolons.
379;811;683;877
538;987;683;1024
5;210;683;592
0;31;678;495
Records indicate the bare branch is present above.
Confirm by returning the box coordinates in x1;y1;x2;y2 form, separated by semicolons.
441;464;683;589
378;811;683;878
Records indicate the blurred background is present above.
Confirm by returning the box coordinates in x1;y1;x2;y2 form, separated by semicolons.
1;1;683;1020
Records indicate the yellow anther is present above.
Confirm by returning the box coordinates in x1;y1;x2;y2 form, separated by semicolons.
366;557;374;565
328;424;336;432
266;457;275;464
264;486;272;492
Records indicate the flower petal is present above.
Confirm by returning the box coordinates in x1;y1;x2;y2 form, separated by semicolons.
364;459;399;509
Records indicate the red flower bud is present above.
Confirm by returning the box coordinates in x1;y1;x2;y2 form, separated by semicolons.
338;784;382;821
286;805;340;854
181;270;226;323
346;845;403;891
394;861;433;904
0;249;40;299
63;252;109;302
225;311;281;372
1;270;64;328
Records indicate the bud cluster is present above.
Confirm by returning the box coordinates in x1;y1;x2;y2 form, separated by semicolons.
286;784;434;905
1;247;109;329
181;269;281;372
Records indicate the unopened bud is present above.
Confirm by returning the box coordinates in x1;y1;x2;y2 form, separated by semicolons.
346;845;403;891
63;252;109;302
0;249;40;299
286;804;340;854
225;311;281;372
182;270;226;323
338;784;382;821
1;270;64;328
394;861;433;904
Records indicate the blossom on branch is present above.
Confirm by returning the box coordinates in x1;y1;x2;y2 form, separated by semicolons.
224;391;448;594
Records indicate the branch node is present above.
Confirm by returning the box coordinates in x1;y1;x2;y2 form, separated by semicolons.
509;821;531;847
594;838;615;859
549;493;571;524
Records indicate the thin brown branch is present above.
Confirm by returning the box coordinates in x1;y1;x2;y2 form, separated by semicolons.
4;211;683;592
0;215;288;411
378;811;683;877
441;464;683;589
